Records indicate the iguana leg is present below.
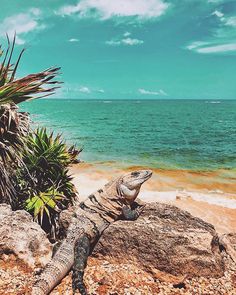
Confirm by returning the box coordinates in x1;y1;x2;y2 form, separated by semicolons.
122;204;145;221
52;241;62;257
72;235;90;295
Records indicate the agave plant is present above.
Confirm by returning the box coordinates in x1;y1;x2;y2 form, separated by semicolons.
25;187;65;239
0;34;61;206
17;127;82;239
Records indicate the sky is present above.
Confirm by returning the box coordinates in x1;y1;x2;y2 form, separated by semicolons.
0;0;236;99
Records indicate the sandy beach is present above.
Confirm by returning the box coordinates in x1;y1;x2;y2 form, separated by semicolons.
70;162;236;234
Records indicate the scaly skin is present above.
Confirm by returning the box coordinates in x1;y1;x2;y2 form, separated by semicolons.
32;170;152;295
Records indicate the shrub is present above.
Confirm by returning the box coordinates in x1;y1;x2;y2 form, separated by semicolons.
16;128;82;240
0;34;60;207
0;35;81;240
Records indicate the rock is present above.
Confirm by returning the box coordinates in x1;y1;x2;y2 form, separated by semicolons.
219;233;236;263
1;203;235;294
92;202;224;281
0;204;52;268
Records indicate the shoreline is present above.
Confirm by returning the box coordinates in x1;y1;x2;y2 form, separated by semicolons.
71;161;236;194
70;162;236;234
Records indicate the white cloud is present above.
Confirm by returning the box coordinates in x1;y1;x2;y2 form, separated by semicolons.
124;32;131;37
196;43;236;53
186;41;209;50
106;38;143;46
106;40;121;46
139;88;166;95
98;89;105;93
186;10;236;55
69;38;79;42
0;8;45;45
211;13;236;28
79;86;91;93
122;38;144;45
57;0;169;20
15;37;25;45
29;8;41;16
57;5;79;16
212;10;224;18
186;40;236;54
225;16;236;27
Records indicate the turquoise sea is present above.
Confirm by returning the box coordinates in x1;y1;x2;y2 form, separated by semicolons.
21;99;236;171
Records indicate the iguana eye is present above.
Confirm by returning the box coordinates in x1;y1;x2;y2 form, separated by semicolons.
131;171;140;177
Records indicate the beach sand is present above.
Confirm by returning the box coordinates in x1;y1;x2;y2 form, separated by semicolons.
70;162;236;234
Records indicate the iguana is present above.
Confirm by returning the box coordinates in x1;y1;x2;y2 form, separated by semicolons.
32;169;152;295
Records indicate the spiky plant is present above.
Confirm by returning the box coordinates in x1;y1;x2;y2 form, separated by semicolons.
0;34;61;206
0;104;29;204
25;188;65;239
16;128;82;239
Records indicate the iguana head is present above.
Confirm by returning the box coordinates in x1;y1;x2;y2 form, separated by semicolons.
117;170;152;204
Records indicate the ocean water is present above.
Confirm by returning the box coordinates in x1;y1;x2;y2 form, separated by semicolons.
21;99;236;171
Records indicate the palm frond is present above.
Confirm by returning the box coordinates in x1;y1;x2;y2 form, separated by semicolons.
0;34;62;106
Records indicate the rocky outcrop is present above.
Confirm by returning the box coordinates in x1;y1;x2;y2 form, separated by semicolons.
0;204;52;268
0;202;235;294
92;202;224;281
219;233;236;263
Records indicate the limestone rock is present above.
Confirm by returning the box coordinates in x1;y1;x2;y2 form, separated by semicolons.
92;202;224;281
219;232;236;263
0;204;52;268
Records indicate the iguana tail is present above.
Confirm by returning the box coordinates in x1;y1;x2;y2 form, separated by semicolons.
32;243;74;295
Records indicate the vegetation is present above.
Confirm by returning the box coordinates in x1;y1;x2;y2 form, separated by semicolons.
0;34;60;204
0;34;80;240
16;128;81;239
